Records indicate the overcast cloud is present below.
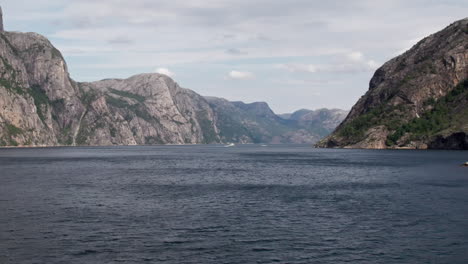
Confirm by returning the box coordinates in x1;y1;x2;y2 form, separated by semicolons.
2;0;467;113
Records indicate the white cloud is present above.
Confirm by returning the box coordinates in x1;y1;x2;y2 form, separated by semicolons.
227;70;254;80
347;51;364;61
225;48;247;55
4;0;467;112
366;60;379;69
155;67;175;77
275;51;379;74
275;63;317;73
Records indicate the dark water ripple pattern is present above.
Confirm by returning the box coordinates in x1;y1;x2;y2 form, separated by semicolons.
0;145;467;263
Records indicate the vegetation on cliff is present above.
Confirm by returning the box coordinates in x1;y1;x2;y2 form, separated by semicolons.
317;18;468;149
386;79;468;146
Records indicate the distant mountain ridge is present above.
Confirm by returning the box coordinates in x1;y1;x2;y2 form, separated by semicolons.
317;17;468;149
205;97;347;144
281;108;348;136
0;8;345;146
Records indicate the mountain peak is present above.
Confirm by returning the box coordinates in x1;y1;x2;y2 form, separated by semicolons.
231;101;276;118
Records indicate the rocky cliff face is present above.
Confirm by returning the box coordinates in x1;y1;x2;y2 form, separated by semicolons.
0;30;85;146
0;29;220;146
75;74;220;145
317;18;468;149
0;23;344;146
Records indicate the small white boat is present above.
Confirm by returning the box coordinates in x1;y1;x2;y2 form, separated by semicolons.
225;143;235;147
463;162;468;167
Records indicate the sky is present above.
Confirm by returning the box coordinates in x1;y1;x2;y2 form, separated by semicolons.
2;0;467;113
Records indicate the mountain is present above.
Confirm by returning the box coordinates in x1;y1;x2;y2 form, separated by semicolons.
0;25;219;146
206;97;288;143
206;98;346;144
317;18;468;150
206;97;347;144
0;11;345;147
76;74;221;145
282;108;348;137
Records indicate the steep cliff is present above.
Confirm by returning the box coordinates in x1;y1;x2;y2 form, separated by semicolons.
317;18;468;149
0;30;85;146
75;74;220;145
0;29;220;146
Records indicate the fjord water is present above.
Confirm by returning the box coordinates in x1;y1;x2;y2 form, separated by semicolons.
0;145;467;264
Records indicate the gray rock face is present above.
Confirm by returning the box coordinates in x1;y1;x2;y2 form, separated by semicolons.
0;30;84;146
0;29;219;146
79;73;220;145
317;18;468;149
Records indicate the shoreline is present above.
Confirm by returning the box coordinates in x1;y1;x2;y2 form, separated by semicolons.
0;143;466;150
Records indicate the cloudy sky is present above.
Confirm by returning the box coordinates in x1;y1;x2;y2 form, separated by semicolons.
2;0;467;113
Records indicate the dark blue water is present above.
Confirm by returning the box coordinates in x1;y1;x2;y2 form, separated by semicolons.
0;145;467;264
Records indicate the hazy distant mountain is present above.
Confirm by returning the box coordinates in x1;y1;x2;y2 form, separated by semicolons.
317;18;468;149
206;98;347;144
281;108;349;137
